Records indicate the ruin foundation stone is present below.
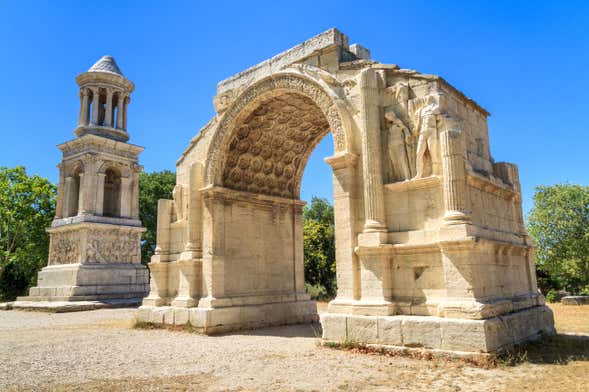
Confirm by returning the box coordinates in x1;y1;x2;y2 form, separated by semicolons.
136;29;554;353
15;56;148;307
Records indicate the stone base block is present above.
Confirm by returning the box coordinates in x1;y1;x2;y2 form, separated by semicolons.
18;263;149;302
561;296;589;305
321;305;555;354
136;300;318;334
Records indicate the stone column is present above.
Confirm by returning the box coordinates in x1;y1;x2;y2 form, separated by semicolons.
358;69;386;233
116;95;125;129
77;173;86;215
171;259;202;307
325;153;360;304
120;177;131;218
143;262;170;306
198;191;226;307
104;89;114;127
292;202;307;299
78;89;90;127
131;171;140;219
440;126;471;225
143;199;174;306
95;173;106;216
54;164;65;219
91;88;100;125
122;96;129;130
180;162;203;260
63;176;72;217
154;199;173;257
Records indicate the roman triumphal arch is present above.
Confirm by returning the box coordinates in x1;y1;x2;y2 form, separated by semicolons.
138;29;554;353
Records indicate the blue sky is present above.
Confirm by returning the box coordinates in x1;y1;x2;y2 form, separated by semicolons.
0;1;587;214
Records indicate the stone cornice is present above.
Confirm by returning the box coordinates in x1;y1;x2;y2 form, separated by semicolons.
76;71;134;92
74;125;130;142
58;134;144;157
49;215;144;230
466;170;517;200
384;176;441;193
324;152;358;170
200;185;306;207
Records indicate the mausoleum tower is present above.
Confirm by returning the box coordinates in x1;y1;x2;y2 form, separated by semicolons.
18;55;149;304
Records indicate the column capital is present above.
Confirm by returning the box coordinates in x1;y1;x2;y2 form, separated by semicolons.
324;152;358;170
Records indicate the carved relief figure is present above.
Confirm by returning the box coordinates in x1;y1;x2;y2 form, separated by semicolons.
413;94;440;178
384;108;413;181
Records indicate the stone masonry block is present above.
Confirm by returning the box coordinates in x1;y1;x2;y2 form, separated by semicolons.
320;313;348;341
402;316;442;349
377;317;402;346
440;318;487;352
173;308;190;325
347;315;378;343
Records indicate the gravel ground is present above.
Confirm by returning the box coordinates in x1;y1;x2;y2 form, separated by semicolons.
0;309;586;391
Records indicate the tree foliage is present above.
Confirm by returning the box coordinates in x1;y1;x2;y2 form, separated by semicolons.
139;170;176;264
527;184;589;295
0;166;56;300
303;197;336;299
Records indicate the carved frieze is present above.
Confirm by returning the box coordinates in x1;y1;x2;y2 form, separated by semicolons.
85;229;141;263
48;230;80;265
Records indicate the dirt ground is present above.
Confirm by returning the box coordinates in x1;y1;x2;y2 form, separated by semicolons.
0;303;587;392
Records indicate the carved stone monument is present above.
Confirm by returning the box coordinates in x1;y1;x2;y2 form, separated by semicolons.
16;56;148;305
136;29;554;353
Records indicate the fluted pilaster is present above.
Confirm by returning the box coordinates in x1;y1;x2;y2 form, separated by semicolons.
359;69;386;233
440;127;471;225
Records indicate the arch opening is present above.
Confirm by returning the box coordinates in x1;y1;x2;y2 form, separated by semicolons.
68;167;82;217
221;92;331;199
210;89;339;301
103;168;121;217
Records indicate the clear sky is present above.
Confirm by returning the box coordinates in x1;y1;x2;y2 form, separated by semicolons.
0;1;587;213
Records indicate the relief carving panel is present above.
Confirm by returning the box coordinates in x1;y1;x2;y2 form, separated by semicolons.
48;230;80;265
85;229;141;263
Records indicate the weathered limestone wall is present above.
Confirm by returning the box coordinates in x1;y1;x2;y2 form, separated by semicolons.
139;29;553;351
220;197;298;296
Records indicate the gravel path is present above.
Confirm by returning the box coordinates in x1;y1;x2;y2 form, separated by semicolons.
0;309;580;391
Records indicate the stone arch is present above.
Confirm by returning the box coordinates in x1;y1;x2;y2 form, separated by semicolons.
205;72;353;191
97;160;131;178
68;162;84;217
102;166;122;217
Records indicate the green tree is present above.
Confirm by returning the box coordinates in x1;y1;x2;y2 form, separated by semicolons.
303;197;336;299
139;170;176;264
527;184;589;295
0;166;56;300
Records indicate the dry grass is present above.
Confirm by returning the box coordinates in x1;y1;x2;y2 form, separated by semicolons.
548;303;589;333
501;303;589;391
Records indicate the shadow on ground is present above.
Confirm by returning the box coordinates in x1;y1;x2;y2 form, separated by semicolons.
221;322;322;338
503;333;589;366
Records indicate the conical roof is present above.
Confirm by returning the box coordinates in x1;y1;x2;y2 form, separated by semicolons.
87;55;124;76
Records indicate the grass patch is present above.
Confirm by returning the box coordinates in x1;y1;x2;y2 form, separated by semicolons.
133;320;202;334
